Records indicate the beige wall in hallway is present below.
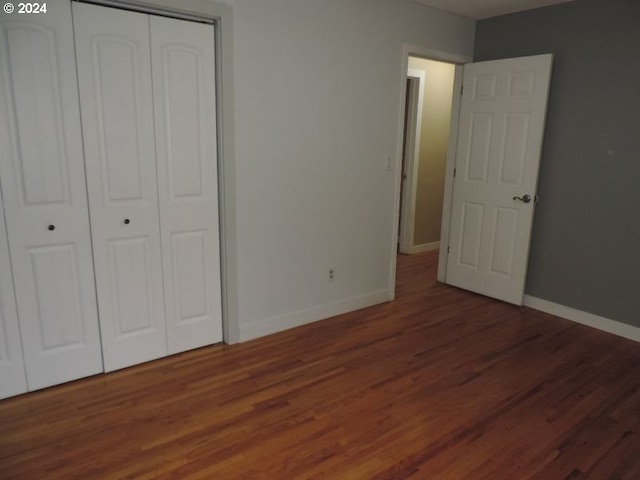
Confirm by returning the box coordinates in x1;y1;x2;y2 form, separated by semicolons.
407;57;455;246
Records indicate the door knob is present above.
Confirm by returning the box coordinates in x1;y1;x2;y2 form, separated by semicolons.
123;218;130;225
513;194;531;204
48;224;55;231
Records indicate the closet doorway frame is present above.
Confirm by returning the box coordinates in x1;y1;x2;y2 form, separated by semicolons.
72;0;239;344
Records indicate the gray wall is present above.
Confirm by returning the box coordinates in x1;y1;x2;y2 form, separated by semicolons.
475;0;640;327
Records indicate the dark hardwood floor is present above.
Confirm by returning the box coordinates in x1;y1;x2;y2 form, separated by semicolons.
1;251;639;479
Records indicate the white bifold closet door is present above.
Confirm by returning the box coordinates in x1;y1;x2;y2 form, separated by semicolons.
73;3;222;371
73;4;167;372
150;16;223;355
0;2;103;390
0;191;27;399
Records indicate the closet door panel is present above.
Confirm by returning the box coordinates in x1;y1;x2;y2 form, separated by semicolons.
73;3;167;372
151;16;223;354
0;2;103;390
0;189;27;399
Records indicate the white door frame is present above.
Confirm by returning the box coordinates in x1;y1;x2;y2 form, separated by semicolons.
74;0;240;343
398;71;424;254
437;65;465;283
389;44;472;298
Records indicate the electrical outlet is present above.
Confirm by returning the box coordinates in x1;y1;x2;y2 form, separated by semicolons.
328;268;335;282
385;156;392;170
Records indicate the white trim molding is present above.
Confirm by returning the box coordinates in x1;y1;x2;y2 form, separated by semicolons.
524;295;640;342
239;289;391;342
410;241;440;254
398;70;425;255
437;64;464;284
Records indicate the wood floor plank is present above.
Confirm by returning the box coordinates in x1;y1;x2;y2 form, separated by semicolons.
0;251;638;479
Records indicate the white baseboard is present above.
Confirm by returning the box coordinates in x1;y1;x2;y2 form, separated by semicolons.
523;295;640;342
410;241;440;254
239;289;391;342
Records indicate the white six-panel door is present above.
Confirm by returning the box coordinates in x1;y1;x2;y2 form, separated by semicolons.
0;2;104;389
0;187;27;399
150;16;223;354
73;3;168;372
446;55;553;305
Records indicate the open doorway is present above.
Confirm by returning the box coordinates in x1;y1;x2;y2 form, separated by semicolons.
398;56;457;256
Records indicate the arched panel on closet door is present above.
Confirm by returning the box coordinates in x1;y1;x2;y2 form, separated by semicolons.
150;16;223;355
73;3;167;372
0;2;103;390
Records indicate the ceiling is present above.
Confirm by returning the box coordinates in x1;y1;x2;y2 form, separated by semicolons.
410;0;575;20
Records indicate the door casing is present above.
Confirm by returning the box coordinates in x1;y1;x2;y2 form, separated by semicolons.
389;44;471;298
398;71;424;254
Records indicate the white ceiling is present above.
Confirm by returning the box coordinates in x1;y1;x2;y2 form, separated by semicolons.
410;0;575;20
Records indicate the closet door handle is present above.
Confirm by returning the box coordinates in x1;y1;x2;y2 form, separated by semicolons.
123;218;130;225
48;224;55;231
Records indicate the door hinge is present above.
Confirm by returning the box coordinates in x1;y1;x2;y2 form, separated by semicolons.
461;83;464;96
453;167;457;178
447;246;450;254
